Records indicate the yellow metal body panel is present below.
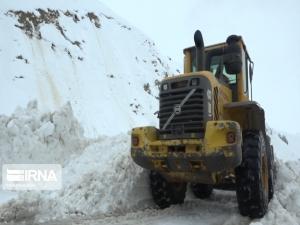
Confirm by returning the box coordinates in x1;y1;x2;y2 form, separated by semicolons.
131;121;242;184
204;121;241;152
184;50;192;73
132;121;241;156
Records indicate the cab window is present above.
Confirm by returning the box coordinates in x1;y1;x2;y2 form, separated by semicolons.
209;55;237;84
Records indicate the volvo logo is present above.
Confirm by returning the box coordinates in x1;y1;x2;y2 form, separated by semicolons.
174;104;181;115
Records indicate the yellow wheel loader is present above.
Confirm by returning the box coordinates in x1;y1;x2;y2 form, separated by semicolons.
131;31;275;218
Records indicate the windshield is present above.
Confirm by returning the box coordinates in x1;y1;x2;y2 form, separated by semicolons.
189;48;237;84
209;55;236;84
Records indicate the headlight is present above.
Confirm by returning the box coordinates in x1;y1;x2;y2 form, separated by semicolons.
190;78;199;86
132;135;139;146
162;83;168;91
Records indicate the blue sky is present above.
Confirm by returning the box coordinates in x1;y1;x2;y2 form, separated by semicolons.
102;0;300;134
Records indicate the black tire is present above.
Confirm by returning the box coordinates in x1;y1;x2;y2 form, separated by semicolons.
149;170;186;209
267;143;275;201
191;183;213;199
235;131;269;218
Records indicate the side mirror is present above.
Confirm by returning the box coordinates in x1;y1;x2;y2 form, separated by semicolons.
223;43;242;74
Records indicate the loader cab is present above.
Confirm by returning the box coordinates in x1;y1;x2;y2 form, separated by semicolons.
183;31;253;102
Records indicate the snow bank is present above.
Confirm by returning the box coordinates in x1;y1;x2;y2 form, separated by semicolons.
267;127;300;161
0;103;151;223
33;135;151;222
0;100;87;173
0;137;152;223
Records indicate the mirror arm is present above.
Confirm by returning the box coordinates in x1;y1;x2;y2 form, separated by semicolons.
250;61;254;82
249;61;254;100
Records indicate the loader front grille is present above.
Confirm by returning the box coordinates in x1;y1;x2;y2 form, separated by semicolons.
158;76;211;139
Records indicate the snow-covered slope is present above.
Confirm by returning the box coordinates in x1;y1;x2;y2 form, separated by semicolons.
0;103;300;225
0;0;177;137
267;127;300;162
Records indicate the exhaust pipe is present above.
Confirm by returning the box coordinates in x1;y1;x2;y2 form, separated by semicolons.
194;30;205;71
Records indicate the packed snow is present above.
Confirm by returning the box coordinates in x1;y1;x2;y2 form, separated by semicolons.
0;103;299;225
0;102;152;223
0;101;87;169
32;135;151;222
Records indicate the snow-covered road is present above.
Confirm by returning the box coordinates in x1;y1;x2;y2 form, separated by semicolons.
17;191;249;225
7;160;300;225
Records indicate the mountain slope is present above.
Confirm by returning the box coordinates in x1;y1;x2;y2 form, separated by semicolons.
0;0;177;137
